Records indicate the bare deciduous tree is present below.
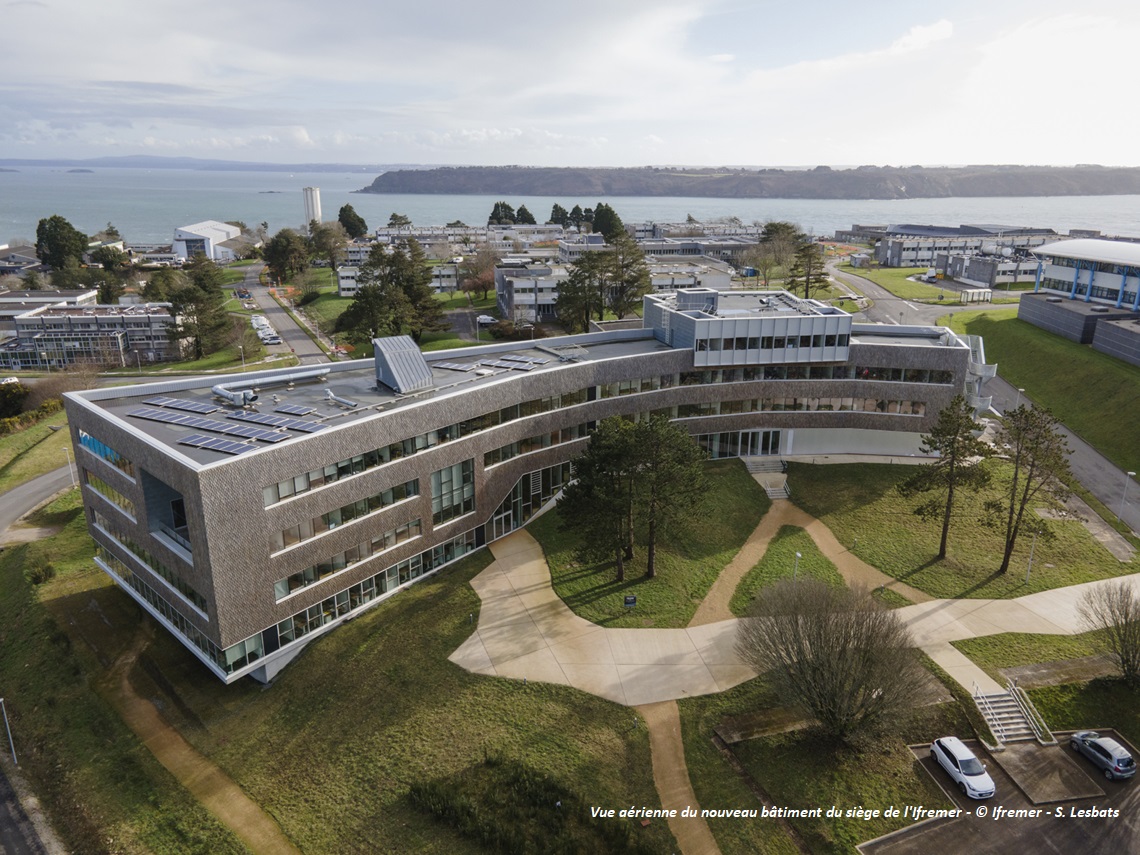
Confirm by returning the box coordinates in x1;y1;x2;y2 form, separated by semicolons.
735;580;928;741
1078;582;1140;686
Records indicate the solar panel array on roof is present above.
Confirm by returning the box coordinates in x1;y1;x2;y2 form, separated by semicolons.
434;362;478;372
177;434;256;455
480;359;535;371
127;407;287;442
499;355;550;365
275;404;317;416
227;411;327;432
143;396;220;414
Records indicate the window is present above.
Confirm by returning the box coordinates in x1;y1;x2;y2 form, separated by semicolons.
431;460;475;525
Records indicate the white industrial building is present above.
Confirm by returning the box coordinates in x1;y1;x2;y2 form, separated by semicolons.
172;221;244;263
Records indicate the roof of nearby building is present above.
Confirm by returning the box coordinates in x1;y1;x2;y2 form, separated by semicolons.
174;221;241;241
1034;239;1140;266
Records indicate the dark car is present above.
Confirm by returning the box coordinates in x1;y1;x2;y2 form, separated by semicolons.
1071;731;1136;780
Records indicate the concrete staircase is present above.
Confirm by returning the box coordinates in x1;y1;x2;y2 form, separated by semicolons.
744;457;791;499
974;687;1039;745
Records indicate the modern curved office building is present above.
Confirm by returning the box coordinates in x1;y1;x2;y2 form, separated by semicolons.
65;289;994;683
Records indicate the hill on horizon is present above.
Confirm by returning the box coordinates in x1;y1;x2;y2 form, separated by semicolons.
358;164;1140;200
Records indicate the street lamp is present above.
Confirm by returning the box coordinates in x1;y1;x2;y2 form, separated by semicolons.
0;697;15;765
63;446;77;487
1015;388;1025;408
793;551;802;582
1120;471;1137;520
238;344;245;371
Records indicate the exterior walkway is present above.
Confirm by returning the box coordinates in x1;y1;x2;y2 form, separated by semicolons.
448;531;756;706
638;701;721;855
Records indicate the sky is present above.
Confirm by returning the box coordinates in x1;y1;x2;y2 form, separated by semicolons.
2;0;1139;168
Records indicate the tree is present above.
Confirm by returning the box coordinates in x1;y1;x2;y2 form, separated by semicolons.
20;270;44;290
557;418;638;581
99;221;121;240
601;234;652;320
735;580;928;741
90;245;129;276
787;242;828;300
632;415;708;578
97;278;125;305
555;251;607;333
897;395;992;560
401;239;448;342
591;203;624;242
35;215;88;270
569;204;585;228
388;213;412;228
459;246;501;300
761;220;803;276
742;242;779;287
548;203;570;227
338;204;369;239
0;381;31;418
487;201;516;225
1078;582;1140;686
309;221;349;270
164;255;230;360
141;267;184;302
515;204;536;225
984;406;1072;574
335;284;404;344
262;229;309;283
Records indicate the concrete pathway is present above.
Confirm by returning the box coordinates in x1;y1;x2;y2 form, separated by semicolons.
638;701;721;855
691;493;932;631
448;531;756;706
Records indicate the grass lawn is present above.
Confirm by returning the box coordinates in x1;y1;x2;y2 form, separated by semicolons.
1029;680;1140;745
676;681;804;855
0;492;245;854
730;526;844;616
942;309;1140;475
838;264;946;302
679;676;969;855
529;460;770;627
789;462;1133;599
303;290;353;333
436;290;497;311
137;345;298;374
0;409;74;494
136;549;676;854
12;509;678;854
952;631;1107;685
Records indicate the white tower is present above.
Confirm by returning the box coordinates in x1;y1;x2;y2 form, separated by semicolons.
303;187;322;226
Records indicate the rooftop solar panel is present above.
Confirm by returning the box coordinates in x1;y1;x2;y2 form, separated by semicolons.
275;404;317;416
177;434;255;455
434;362;477;372
128;407;287;442
227;411;327;432
143;396;220;414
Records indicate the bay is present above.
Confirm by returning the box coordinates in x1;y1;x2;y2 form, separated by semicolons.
2;166;1139;246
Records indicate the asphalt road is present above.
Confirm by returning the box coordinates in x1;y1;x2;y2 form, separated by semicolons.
0;466;73;855
831;262;1139;536
244;263;329;365
864;739;1140;854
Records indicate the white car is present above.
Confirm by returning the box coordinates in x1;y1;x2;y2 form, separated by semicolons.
931;736;995;799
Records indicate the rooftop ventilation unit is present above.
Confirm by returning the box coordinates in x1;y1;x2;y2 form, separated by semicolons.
325;389;359;408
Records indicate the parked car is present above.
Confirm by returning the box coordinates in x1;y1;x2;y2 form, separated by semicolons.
931;736;995;799
1070;731;1136;780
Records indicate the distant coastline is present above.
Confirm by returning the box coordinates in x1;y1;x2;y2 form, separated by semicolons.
358;165;1140;201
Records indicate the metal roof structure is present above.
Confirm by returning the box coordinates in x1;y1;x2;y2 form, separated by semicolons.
374;335;434;394
1033;239;1140;267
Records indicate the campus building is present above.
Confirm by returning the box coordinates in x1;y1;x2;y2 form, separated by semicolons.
1019;238;1140;366
65;290;993;683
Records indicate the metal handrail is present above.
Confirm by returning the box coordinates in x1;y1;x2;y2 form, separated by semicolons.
1005;680;1056;744
973;682;1007;743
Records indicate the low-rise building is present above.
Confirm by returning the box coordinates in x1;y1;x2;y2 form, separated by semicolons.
173;221;246;263
0;303;179;370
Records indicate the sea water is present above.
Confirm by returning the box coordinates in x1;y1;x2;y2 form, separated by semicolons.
2;166;1139;245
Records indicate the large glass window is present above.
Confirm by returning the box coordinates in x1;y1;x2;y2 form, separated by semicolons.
431;460;475;525
78;430;134;478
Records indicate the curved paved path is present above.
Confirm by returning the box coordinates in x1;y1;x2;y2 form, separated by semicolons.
448;531;757;706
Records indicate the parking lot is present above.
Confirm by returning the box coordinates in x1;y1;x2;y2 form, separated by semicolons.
861;735;1140;853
